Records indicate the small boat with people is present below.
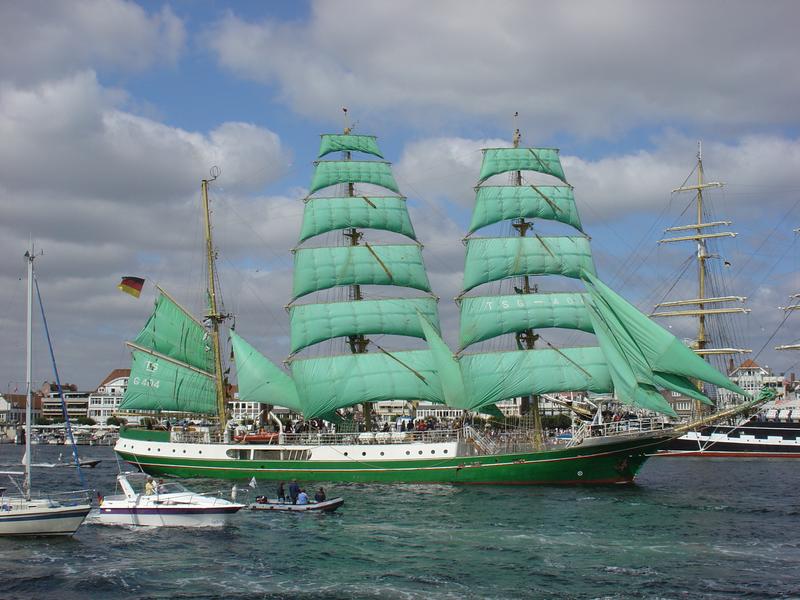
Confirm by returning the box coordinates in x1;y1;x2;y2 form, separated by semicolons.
94;472;244;527
249;496;344;513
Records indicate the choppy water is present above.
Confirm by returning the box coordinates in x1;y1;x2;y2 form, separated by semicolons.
1;445;799;599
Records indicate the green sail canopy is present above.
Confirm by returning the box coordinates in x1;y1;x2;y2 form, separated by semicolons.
291;350;444;419
309;161;399;196
459;292;594;349
462;237;595;294
469;185;583;233
458;348;612;411
289;297;440;354
479;148;566;184
581;271;747;399
299;196;416;242
292;244;431;300
133;290;214;374
119;349;217;414
229;331;303;413
318;134;383;159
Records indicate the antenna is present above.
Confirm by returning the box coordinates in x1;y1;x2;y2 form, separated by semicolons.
209;165;221;181
512;111;521;148
342;107;352;135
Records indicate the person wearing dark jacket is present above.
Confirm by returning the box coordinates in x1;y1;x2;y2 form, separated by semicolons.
277;481;286;503
288;480;300;504
314;487;326;503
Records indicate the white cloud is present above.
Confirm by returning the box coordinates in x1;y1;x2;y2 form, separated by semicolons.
208;1;800;137
0;1;185;84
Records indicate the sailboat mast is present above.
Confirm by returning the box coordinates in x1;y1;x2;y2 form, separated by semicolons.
24;244;34;500
341;109;372;428
509;117;543;448
201;173;228;428
696;142;707;352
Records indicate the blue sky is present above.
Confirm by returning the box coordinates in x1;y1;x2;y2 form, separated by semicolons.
0;0;798;392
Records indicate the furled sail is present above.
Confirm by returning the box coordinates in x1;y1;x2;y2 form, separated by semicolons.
469;186;583;234
133;290;214;373
309;161;399;195
461;236;595;293
292;244;431;300
582;271;747;400
289;297;440;354
318;134;383;159
478;148;567;184
120;349;217;414
229;331;303;413
291;351;443;418
299;196;416;242
458;292;594;349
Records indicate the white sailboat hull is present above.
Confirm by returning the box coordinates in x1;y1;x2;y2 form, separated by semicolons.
0;499;91;536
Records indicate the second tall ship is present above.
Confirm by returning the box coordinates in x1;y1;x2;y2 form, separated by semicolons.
114;123;769;484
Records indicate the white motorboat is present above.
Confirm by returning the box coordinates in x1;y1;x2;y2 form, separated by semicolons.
94;473;244;527
0;245;91;537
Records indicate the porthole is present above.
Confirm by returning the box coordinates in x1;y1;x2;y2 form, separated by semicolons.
431;450;435;454
198;451;202;454
418;450;423;455
172;449;175;453
380;452;384;456
443;450;448;454
361;452;366;457
147;448;151;451
405;451;410;455
182;450;186;454
344;452;348;456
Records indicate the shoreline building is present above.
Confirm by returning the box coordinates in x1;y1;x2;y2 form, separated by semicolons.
88;369;131;424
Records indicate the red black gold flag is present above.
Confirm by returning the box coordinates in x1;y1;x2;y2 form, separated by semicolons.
118;276;145;298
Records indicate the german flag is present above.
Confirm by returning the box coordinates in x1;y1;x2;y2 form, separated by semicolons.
118;276;145;298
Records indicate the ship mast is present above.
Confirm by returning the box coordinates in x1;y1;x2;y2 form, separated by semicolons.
509;114;543;449
775;227;800;351
341;108;373;430
653;142;751;410
201;167;228;428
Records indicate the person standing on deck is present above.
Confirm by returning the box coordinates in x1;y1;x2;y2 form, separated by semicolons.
288;480;300;504
277;481;286;503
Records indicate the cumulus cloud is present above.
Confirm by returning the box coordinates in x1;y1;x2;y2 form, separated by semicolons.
0;1;186;84
208;0;800;137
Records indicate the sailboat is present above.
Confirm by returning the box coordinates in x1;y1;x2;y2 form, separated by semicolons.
113;123;773;484
0;246;92;536
653;148;796;457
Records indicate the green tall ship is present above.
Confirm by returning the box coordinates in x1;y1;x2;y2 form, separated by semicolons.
115;120;761;485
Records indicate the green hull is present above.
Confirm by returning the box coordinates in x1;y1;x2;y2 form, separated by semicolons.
115;430;673;485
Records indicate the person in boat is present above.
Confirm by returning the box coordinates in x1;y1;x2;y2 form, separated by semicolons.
297;489;309;505
277;481;286;503
145;477;155;495
314;487;326;503
288;480;300;504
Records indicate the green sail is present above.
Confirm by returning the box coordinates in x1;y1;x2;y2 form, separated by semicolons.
309;161;399;195
581;271;747;398
469;185;583;233
119;349;217;414
289;297;440;354
318;134;383;159
462;237;595;294
459;348;612;412
291;350;443;418
299;196;416;242
459;293;593;349
583;298;679;416
229;331;303;413
479;148;566;184
133;291;214;374
292;244;431;300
